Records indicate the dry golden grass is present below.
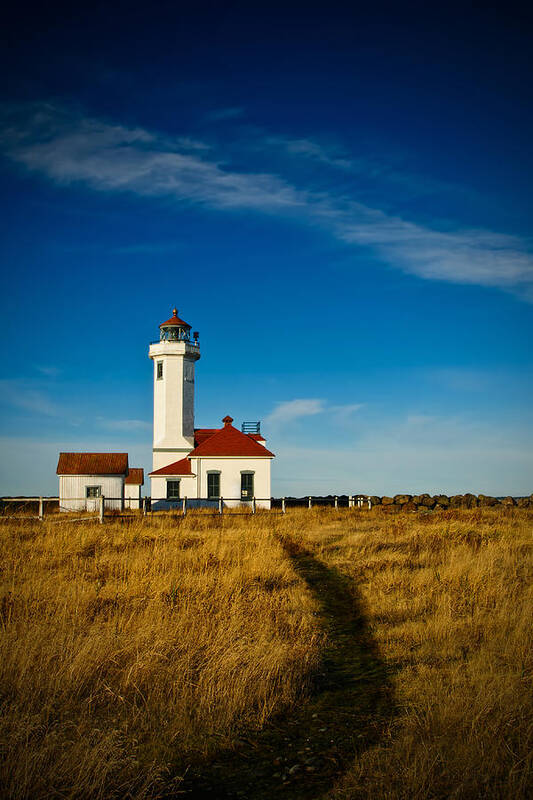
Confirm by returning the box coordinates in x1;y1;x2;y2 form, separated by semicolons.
0;507;531;799
299;508;532;800
0;513;322;798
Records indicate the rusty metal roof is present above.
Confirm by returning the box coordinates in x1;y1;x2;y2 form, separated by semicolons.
56;453;129;475
125;467;144;485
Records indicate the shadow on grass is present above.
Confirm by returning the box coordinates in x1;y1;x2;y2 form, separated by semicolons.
180;535;394;799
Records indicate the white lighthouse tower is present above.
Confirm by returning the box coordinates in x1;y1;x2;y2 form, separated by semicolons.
149;308;201;471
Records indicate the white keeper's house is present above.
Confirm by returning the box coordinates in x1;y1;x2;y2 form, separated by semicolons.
149;308;275;509
57;307;274;511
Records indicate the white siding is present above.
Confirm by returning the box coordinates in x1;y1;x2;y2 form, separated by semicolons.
196;457;271;509
59;475;125;512
125;484;142;509
149;340;200;458
150;458;271;510
150;474;196;510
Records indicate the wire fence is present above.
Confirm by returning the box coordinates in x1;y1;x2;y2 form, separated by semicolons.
0;494;373;523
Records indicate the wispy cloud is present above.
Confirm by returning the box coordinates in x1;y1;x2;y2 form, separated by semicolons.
0;379;61;417
263;135;355;169
330;206;533;293
329;403;364;424
3;102;533;299
205;107;245;122
96;417;151;431
265;398;325;426
265;399;363;427
1;103;301;211
35;365;61;377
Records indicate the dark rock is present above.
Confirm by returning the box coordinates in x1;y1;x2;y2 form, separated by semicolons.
517;497;530;507
394;494;412;505
403;501;418;512
478;495;499;507
369;495;381;506
412;494;434;507
463;493;478;508
449;495;464;507
381;496;394;505
433;495;450;507
382;503;401;513
501;496;516;506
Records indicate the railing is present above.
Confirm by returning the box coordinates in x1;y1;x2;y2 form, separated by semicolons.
149;339;200;347
0;494;373;523
241;421;261;434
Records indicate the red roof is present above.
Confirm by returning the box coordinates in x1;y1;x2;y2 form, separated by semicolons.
149;457;195;476
188;417;274;458
57;453;129;475
125;468;144;485
194;428;218;446
194;428;265;446
159;308;191;329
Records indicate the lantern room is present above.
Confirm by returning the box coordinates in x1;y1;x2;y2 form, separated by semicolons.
159;308;199;344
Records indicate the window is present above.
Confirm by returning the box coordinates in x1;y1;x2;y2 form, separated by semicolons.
86;485;102;498
207;472;220;499
241;472;254;500
157;361;163;380
166;480;180;500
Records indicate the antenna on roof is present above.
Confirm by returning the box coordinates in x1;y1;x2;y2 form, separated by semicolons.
242;421;260;434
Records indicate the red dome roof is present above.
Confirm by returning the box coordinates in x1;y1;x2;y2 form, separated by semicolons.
159;308;191;328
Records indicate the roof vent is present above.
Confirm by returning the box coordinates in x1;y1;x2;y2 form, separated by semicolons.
242;421;260;434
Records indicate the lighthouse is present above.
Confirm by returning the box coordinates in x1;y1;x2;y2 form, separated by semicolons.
149;308;201;471
148;306;274;508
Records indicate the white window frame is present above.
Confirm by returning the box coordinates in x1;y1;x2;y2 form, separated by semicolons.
86;485;102;498
157;361;164;380
166;479;180;500
207;471;221;500
240;471;254;500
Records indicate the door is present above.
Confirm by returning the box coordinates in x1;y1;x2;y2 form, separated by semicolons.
86;485;102;512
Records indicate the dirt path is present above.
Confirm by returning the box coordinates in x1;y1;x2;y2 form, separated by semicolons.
179;535;394;799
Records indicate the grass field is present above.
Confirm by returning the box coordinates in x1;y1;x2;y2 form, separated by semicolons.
0;507;531;799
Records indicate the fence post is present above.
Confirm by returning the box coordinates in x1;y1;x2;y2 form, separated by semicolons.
142;496;147;516
252;496;256;514
219;497;223;515
334;495;338;509
99;495;105;524
367;497;372;509
182;497;187;517
282;497;286;514
38;496;44;521
349;495;353;509
308;496;312;509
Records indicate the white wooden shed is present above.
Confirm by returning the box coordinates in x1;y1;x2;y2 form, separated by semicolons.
56;452;129;512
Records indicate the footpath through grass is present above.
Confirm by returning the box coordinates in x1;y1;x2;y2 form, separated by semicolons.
182;532;393;798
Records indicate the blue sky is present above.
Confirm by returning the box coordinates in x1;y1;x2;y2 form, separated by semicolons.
1;2;532;496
